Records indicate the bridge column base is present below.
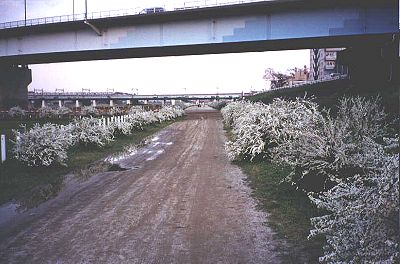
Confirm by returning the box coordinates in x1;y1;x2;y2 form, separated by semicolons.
0;65;32;110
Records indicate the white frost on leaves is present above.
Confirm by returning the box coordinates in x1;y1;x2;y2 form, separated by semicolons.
12;106;185;167
221;96;399;263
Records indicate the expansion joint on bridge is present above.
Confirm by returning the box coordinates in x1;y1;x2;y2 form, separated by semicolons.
84;20;102;36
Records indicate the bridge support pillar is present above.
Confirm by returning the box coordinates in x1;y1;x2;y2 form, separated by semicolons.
171;99;175;106
41;100;46;108
0;65;31;109
143;100;148;105
127;100;131;105
58;100;63;108
110;100;114;107
75;100;80;108
92;100;96;107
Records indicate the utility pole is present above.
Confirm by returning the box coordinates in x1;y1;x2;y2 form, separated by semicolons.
24;0;27;26
85;0;88;20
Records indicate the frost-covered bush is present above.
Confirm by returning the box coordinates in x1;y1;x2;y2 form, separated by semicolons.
336;96;386;140
156;106;184;122
55;106;72;117
128;106;144;114
221;101;257;127
309;150;399;263
8;106;26;118
209;101;227;110
13;123;74;166
38;106;57;118
11;106;183;167
223;98;321;161
109;107;123;116
113;117;134;136
223;96;399;262
81;106;99;117
70;117;114;147
272;96;388;190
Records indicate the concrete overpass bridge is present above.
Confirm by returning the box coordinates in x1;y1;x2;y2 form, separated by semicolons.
28;91;244;107
0;0;398;108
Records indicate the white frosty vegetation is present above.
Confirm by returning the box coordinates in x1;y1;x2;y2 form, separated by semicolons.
13;123;74;166
70;117;114;147
81;105;99;117
8;106;26;118
221;96;399;263
12;106;185;167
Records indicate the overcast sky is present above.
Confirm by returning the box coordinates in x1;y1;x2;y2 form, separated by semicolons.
0;0;310;94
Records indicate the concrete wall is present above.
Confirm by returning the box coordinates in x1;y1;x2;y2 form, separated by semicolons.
0;65;31;109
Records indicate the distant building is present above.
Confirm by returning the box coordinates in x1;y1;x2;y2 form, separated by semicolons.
310;48;348;80
289;65;309;85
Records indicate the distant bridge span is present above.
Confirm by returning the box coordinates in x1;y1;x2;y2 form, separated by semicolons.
28;92;246;106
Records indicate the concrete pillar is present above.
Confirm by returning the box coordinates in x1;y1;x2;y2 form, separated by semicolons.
127;99;131;105
58;100;63;108
92;100;96;107
110;100;114;107
143;100;148;105
171;99;175;106
75;100;80;107
41;100;46;108
0;65;31;109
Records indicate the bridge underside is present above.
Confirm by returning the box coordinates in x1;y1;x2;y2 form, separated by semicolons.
0;33;396;65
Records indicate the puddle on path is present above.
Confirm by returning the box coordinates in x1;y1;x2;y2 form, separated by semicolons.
0;129;176;226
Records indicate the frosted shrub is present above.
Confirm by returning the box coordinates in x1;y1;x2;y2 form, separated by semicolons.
272;96;388;190
38;106;57;118
309;151;399;263
13;123;74;166
337;96;386;140
223;98;321;161
8;106;26;118
126;113;147;130
128;106;144;114
113;118;134;136
70;117;114;147
109;107;123;116
140;111;158;125
81;106;99;117
221;101;256;127
209;101;227;110
223;95;398;262
156;106;184;122
55;106;72;118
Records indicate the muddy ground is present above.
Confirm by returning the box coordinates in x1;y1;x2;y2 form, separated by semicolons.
0;106;283;264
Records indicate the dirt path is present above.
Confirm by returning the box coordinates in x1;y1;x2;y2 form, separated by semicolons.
0;107;282;264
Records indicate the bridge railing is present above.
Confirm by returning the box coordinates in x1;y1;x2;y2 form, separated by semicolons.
249;74;349;96
0;0;263;30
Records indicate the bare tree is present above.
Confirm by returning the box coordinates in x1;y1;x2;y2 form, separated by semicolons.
263;68;292;89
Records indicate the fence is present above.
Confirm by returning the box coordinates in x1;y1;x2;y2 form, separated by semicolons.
0;134;5;163
0;0;264;30
250;74;349;96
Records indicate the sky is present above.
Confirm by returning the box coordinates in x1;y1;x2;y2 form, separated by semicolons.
0;0;310;94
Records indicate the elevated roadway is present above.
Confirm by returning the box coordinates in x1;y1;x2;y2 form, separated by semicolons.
0;0;398;108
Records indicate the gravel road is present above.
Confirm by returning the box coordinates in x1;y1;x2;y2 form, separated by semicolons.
0;106;282;264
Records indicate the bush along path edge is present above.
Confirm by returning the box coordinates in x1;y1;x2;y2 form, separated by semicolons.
0;106;185;207
222;96;399;263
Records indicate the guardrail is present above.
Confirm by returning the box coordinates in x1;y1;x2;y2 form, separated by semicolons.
249;74;349;96
0;0;263;30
